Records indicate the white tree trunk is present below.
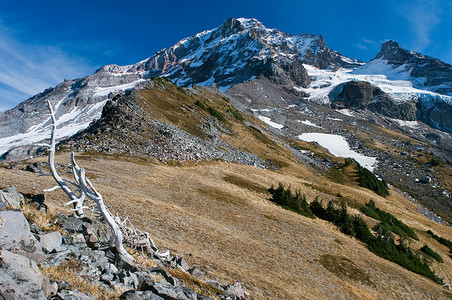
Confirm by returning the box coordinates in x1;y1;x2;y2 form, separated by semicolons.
45;100;134;262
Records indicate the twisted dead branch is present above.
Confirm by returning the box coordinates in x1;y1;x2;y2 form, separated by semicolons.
44;100;172;265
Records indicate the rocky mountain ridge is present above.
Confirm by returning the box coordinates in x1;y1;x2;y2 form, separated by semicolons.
374;40;452;95
62;85;264;168
2;17;452;156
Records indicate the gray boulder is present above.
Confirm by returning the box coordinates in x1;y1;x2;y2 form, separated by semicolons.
0;144;47;162
63;233;87;248
0;210;45;263
420;175;432;184
0;186;24;210
56;289;96;300
151;283;197;300
120;290;164;300
224;281;249;299
39;231;62;253
0;249;46;300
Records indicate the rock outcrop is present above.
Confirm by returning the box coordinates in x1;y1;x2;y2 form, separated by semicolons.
63;90;265;168
0;210;45;263
0;249;47;300
330;81;417;120
0;187;249;300
376;41;452;95
0;186;25;209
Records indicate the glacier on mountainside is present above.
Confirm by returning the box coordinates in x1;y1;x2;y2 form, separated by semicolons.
297;64;452;109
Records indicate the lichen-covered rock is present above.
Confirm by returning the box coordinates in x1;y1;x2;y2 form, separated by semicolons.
39;231;62;253
0;249;46;300
0;210;45;263
0;186;25;210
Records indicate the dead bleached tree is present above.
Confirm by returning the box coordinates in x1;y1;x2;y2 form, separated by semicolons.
44;100;171;264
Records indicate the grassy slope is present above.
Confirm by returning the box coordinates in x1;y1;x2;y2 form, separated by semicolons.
2;154;452;299
1;83;451;299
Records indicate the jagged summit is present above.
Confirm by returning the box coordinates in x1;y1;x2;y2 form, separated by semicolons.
1;17;452;156
365;40;452;95
136;17;362;90
376;40;430;64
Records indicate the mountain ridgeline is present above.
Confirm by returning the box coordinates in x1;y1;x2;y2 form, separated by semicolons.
1;17;452;156
1;17;452;300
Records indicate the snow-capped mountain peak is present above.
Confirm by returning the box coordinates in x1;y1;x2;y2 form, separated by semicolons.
1;17;452;158
366;41;452;96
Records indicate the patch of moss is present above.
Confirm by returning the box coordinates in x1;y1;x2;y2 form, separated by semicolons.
223;175;269;194
227;109;245;122
327;168;346;184
195;100;206;110
319;254;374;286
248;126;276;148
206;106;225;122
198;187;248;206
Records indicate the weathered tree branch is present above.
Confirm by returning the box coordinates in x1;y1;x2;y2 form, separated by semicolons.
45;100;135;262
44;100;176;266
47;101;86;218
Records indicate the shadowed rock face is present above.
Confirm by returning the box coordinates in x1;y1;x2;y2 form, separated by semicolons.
417;100;452;133
330;81;417;120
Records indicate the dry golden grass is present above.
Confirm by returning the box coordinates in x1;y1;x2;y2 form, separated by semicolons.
137;83;298;167
126;246;158;269
2;153;452;299
41;259;121;300
166;268;224;299
21;203;66;234
318;254;374;287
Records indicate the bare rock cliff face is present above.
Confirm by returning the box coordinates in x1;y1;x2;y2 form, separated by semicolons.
330;81;417;121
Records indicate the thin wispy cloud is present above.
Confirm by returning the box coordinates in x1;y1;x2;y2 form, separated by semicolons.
396;0;441;52
0;25;95;111
0;85;28;111
355;38;379;51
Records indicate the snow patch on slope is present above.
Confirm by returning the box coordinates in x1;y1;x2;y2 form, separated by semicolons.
94;80;146;97
392;119;419;129
298;133;377;171
353;59;411;81
257;115;284;129
298;120;321;128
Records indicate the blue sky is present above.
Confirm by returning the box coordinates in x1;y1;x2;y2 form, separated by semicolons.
1;0;451;111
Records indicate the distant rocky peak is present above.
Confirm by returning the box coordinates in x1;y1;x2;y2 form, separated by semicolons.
375;40;431;65
221;17;247;34
371;40;452;95
375;40;411;64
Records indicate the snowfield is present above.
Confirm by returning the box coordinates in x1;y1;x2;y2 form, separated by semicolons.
257;115;284;129
298;120;322;128
0;100;107;156
298;133;377;171
297;64;452;108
